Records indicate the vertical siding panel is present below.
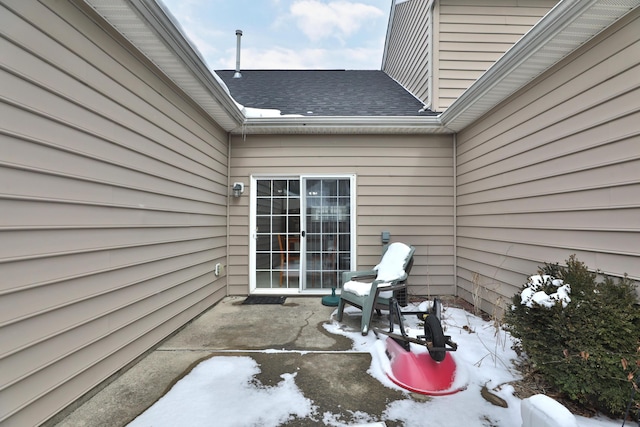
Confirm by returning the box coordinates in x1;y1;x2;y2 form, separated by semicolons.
383;0;433;107
229;134;455;298
455;9;640;314
0;1;229;425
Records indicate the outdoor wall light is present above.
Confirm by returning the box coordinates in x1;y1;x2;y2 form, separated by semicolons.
232;182;244;197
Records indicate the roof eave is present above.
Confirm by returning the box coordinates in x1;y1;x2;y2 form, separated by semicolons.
440;0;640;132
83;0;245;131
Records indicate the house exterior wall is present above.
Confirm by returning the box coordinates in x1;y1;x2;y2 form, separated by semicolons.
383;0;555;112
455;7;640;314
437;0;556;111
228;133;455;297
0;1;229;426
383;0;434;109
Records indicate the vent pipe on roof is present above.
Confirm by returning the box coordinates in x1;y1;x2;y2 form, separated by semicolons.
233;29;242;78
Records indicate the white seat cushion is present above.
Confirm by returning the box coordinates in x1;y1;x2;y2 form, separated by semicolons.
343;280;393;298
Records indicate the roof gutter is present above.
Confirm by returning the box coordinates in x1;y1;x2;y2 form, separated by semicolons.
237;115;446;135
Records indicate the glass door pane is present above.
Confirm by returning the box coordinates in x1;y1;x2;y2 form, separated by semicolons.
303;178;352;291
254;178;301;289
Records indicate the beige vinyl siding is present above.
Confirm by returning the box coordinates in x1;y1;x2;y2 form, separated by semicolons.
1;2;229;426
383;0;433;108
436;0;556;111
229;134;455;297
455;8;640;314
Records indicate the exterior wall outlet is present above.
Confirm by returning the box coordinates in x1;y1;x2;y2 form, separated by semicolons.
214;263;224;276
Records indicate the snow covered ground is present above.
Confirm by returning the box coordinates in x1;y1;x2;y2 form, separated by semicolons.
127;302;625;427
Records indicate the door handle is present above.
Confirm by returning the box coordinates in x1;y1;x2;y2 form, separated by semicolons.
301;231;305;237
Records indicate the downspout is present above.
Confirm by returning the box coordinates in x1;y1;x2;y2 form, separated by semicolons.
453;133;458;297
226;132;232;296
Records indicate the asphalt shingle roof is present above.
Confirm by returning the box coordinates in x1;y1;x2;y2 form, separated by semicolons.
215;70;435;117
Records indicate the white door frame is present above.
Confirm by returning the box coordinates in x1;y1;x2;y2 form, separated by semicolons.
248;174;356;294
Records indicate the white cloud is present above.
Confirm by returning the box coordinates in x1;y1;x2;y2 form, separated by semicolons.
242;47;330;69
289;0;384;42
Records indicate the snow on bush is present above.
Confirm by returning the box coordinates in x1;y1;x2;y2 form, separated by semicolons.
519;274;571;308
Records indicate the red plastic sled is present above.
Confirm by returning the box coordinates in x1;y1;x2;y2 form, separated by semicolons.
385;337;465;396
376;297;466;395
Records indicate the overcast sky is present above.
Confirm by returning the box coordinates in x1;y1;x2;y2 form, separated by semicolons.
159;0;393;71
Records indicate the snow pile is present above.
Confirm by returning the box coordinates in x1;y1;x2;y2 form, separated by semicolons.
522;394;579;427
235;101;304;118
243;106;286;118
128;356;314;427
373;242;411;281
520;275;571;308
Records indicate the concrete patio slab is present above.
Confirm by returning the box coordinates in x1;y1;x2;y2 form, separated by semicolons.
51;296;409;427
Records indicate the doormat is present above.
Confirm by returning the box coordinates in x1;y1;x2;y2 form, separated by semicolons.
242;296;287;305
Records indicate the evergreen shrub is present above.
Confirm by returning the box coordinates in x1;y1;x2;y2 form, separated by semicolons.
504;255;640;418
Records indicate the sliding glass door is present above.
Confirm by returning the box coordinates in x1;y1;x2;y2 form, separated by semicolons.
251;175;355;293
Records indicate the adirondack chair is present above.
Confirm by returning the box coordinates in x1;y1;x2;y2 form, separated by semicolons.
336;242;415;335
